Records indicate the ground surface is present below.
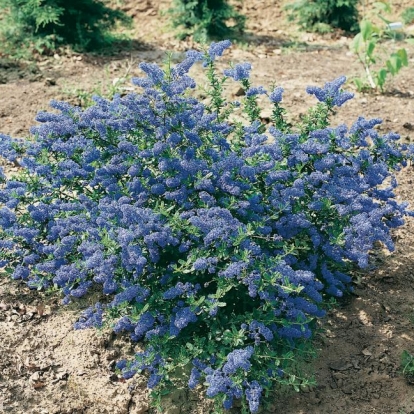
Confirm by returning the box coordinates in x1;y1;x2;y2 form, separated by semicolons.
1;0;414;413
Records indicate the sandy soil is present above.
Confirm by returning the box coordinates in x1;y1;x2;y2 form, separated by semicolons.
1;1;414;413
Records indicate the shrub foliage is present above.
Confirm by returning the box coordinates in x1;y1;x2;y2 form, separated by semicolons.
287;0;359;33
0;41;412;412
0;0;131;55
167;0;246;42
401;6;414;25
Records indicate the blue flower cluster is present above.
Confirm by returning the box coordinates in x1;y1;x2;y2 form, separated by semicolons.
306;75;354;107
0;40;412;412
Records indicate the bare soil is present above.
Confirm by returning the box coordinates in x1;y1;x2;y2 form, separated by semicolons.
1;1;414;413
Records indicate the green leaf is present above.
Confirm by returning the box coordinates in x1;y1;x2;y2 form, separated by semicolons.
353;78;365;92
194;296;206;306
366;40;376;58
396;48;408;66
387;55;402;75
385;59;395;75
360;20;373;41
376;68;388;89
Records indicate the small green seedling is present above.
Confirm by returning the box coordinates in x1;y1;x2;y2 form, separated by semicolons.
401;350;414;384
350;2;409;92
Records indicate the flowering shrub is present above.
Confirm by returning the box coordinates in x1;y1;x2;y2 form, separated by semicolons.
0;40;412;412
